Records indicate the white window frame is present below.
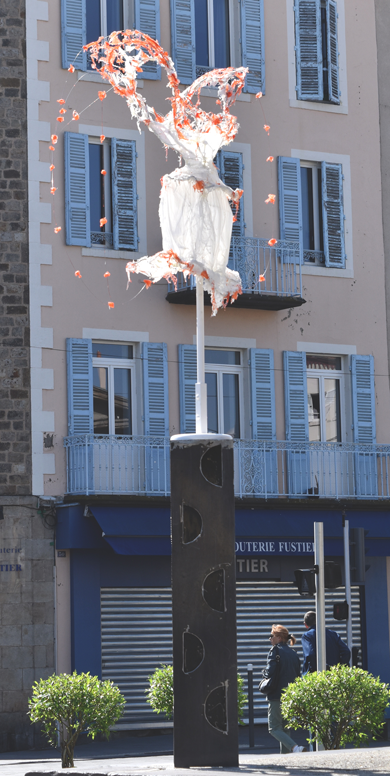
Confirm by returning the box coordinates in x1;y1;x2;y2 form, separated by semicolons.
79;124;147;259
286;0;348;114
292;148;353;277
195;0;240;72
92;0;129;38
306;360;345;442
300;160;323;264
92;348;136;436
205;349;244;437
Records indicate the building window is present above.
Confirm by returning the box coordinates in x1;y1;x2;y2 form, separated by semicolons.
205;349;242;437
86;0;124;46
65;132;138;251
92;343;134;435
306;354;342;442
295;0;340;104
195;0;230;76
278;156;346;269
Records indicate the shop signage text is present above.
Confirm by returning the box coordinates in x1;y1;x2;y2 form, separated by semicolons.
235;540;314;556
0;547;23;571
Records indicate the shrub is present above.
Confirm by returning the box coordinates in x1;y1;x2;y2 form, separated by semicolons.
28;671;125;768
281;665;390;750
146;664;247;724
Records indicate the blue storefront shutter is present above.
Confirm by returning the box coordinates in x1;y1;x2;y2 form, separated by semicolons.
112;139;138;250
295;0;322;101
351;356;376;444
64;132;91;247
178;344;196;433
135;0;161;80
170;0;195;85
321;162;345;268
142;343;169;436
249;349;276;440
66;338;93;435
284;351;309;496
326;0;340;103
278;156;303;262
241;0;265;94
61;0;87;71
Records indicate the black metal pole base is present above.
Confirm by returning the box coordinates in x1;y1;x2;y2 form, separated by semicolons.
171;434;238;768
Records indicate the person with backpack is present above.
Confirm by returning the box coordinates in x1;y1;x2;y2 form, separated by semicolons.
302;610;351;673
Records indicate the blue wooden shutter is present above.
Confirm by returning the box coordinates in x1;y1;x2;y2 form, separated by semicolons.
241;0;265;94
278;156;302;262
283;351;308;441
111;138;138;250
66;338;93;435
142;343;169;435
351;356;376;444
135;0;161;80
326;0;340;103
217;150;244;247
321;162;345;268
170;0;195;85
295;0;322;101
250;349;276;440
64;132;91;247
178;344;196;433
61;0;87;71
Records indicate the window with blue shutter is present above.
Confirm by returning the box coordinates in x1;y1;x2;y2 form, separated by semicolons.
61;0;87;71
351;355;377;497
321;162;345;268
111;139;138;251
278;157;302;263
216;150;244;263
178;344;196;433
283;351;309;495
66;338;93;435
241;0;265;94
249;348;277;494
135;0;161;79
171;0;196;84
294;0;340;104
64;132;91;247
142;343;169;436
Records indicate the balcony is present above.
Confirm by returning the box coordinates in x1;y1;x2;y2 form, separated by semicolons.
64;435;390;500
166;237;305;311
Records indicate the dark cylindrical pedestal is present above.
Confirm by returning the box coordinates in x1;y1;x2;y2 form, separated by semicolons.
171;433;238;768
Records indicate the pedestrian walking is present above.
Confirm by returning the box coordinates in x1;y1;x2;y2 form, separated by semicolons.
301;610;351;673
263;624;306;754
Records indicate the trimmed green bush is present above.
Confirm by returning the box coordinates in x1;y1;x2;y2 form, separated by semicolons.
28;671;125;768
146;664;247;724
281;665;390;750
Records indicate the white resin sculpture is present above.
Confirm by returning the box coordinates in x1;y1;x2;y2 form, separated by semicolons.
88;31;247;314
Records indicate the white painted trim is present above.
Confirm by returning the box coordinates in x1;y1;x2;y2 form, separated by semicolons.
193;335;256;349
297;342;357;355
227;141;253;237
27;0;55;496
78;124;147;257
83;328;149;342
286;0;348;113
291;148;353;276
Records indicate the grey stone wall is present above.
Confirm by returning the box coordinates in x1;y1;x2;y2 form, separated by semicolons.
0;0;31;496
0;500;55;751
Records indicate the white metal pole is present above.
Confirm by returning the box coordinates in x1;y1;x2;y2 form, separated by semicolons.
195;276;208;434
343;517;353;665
314;521;326;752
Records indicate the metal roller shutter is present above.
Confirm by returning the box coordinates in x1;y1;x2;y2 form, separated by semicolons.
101;582;361;728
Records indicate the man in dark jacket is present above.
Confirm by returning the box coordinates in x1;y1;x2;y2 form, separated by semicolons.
302;611;350;673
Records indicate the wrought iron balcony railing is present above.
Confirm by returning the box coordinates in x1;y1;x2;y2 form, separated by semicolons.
64;435;390;500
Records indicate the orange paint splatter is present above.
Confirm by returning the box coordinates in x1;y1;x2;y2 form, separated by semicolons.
193;180;205;193
56;116;64;123
100;134;105;143
265;194;276;204
68;64;75;73
59;107;67;114
57;99;66;105
51;135;58;143
256;92;263;99
50;164;55;171
259;274;265;282
108;301;115;309
266;156;274;162
75;270;82;278
101;169;107;176
143;279;152;288
98;90;107;101
264;124;270;134
49;146;55;151
268;238;278;247
200;270;209;279
72;110;80;120
100;217;108;227
54;226;61;234
104;271;111;278
50;187;57;195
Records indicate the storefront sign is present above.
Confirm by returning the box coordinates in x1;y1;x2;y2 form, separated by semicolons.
0;547;23;571
236;556;281;578
235;539;314;556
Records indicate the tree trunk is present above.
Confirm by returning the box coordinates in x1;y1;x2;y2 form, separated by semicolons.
61;740;75;768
